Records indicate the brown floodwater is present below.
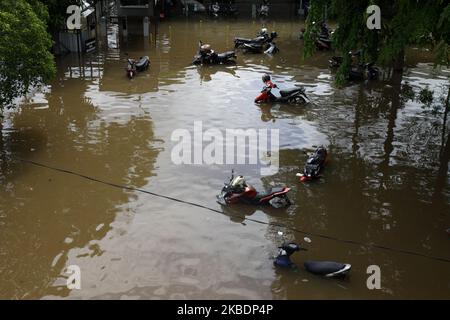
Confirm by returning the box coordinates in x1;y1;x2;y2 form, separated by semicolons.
0;19;449;299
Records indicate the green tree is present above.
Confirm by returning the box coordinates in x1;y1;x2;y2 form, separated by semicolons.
303;0;450;83
0;0;56;113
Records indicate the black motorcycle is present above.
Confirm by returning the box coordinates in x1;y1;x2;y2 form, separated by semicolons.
274;242;352;278
193;42;236;65
299;23;332;50
303;22;332;50
316;23;332;50
235;30;277;49
296;146;328;182
126;56;150;79
329;51;380;81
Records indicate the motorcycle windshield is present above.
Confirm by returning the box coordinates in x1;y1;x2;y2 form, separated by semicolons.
255;91;269;102
216;194;227;205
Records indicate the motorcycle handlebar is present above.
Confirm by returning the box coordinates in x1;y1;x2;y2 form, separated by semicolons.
261;86;271;93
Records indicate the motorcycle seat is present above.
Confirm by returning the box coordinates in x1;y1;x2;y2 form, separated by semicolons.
235;36;265;43
257;187;285;199
135;56;149;68
280;88;303;97
306;154;323;164
244;42;263;48
351;50;362;57
330;56;343;63
364;62;375;68
305;163;321;171
235;37;251;42
218;51;235;59
270;187;285;194
304;261;349;276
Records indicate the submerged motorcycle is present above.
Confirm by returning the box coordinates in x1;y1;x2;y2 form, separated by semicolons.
316;22;333;51
299;22;332;50
193;42;236;65
235;30;277;49
274;242;352;277
350;63;380;81
126;56;150;79
217;171;291;208
255;85;309;104
296;146;328;182
329;51;380;81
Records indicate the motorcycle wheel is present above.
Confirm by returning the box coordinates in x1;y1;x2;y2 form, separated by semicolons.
288;96;306;104
367;67;380;80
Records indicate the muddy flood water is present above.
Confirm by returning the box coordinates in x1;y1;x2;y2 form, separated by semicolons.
1;19;449;299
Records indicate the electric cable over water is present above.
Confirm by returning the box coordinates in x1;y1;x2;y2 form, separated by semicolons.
10;156;450;264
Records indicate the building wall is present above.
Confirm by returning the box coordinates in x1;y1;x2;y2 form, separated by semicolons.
58;30;91;53
122;17;152;35
116;0;154;17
